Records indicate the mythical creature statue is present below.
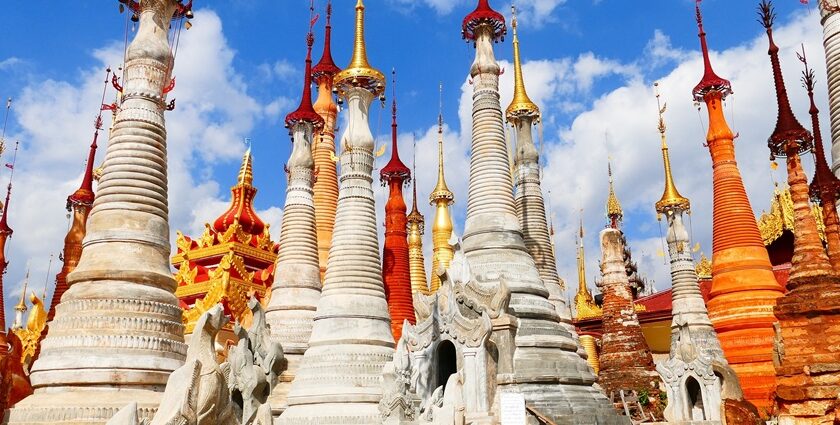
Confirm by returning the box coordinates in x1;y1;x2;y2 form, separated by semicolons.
107;299;283;425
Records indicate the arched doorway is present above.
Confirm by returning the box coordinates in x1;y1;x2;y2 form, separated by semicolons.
435;340;458;393
686;376;705;420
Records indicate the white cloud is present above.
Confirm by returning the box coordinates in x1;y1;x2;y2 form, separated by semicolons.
0;57;22;71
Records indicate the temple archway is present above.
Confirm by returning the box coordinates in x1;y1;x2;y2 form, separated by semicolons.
435;340;458;393
686;376;705;420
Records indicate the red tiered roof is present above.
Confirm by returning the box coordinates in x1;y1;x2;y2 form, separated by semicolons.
462;0;506;42
213;150;266;237
312;1;341;82
692;0;732;101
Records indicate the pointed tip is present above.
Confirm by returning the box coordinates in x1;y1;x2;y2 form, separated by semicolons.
238;148;254;186
692;0;732;101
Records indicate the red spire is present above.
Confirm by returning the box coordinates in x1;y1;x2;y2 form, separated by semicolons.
312;0;341;82
759;0;812;157
799;47;840;201
0;142;18;237
286;4;325;131
212;149;266;237
462;0;506;42
381;69;410;183
68;69;111;209
692;0;733;101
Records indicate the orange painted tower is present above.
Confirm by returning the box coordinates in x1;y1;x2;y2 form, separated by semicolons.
380;71;415;341
760;3;840;421
49;70;111;322
693;2;784;414
311;0;341;281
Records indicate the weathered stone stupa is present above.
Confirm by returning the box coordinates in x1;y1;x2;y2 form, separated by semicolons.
7;1;193;423
266;18;324;414
459;0;622;421
818;0;840;179
759;3;840;422
693;1;784;414
277;1;395;422
380;72;415;342
651;85;740;423
311;0;342;282
597;227;659;396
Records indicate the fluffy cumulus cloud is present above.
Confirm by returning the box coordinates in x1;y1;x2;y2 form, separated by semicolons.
2;9;281;322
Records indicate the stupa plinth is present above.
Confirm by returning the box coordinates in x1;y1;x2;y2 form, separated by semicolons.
7;1;192;423
277;1;395;422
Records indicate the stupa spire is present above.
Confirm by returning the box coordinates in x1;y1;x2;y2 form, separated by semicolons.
759;0;829;281
212;148;266;237
606;158;623;229
693;0;784;414
278;0;394;421
50;68;111;322
407;139;428;295
0;110;14;349
654;83;690;215
458;0;620;420
379;69;414;341
267;9;325;411
692;0;732;101
311;0;341;281
800;46;840;273
429;83;454;294
505;5;539;121
12;267;28;330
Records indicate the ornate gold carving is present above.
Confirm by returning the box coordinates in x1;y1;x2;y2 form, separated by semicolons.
757;185;825;245
175;231;191;253
12;293;48;367
174;259;197;286
696;253;712;279
198;223;215;248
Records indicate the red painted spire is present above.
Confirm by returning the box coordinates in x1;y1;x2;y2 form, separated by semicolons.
380;70;410;182
312;0;341;82
799;50;840;201
462;0;506;42
213;149;266;236
759;1;812;157
692;0;733;101
286;4;325;131
68;69;111;209
0;143;17;238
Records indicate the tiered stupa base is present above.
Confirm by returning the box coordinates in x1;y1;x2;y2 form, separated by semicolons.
774;275;840;424
5;389;162;425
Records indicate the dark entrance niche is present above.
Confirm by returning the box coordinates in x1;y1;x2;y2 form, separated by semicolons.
436;340;458;394
686;376;705;420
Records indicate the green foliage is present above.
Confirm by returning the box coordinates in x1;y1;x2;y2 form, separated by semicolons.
638;389;650;406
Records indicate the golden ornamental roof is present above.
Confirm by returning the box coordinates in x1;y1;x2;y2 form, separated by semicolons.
505;6;539;122
606;161;623;222
695;253;712;279
653;86;690;215
757;184;825;246
334;0;385;97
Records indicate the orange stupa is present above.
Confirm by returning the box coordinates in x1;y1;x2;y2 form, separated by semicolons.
692;2;784;415
380;71;415;341
311;0;341;282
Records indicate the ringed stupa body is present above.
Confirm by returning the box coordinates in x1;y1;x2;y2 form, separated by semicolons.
277;1;395;422
458;0;622;421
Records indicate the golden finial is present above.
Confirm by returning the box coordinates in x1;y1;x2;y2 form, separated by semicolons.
505;5;540;123
653;83;691;215
606;157;623;226
238;147;254;186
408;135;425;226
15;267;30;312
334;0;385;97
430;83;454;205
574;212;602;320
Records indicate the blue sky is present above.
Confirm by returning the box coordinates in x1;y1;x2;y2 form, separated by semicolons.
0;0;826;321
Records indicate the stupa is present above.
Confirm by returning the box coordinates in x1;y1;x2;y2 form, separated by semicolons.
277;1;395;422
7;1;194;423
693;1;784;414
428;85;455;294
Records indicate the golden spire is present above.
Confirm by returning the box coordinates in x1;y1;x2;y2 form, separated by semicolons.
606;158;623;228
653;83;690;215
430;83;454;204
333;0;385;97
238;147;254;186
574;214;602;320
408;138;428;294
505;5;540;122
15;267;29;312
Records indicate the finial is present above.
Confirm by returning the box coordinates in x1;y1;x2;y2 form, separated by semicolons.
380;68;410;182
0;141;19;237
15;266;29;312
759;0;812;158
408;134;424;226
505;4;540;123
285;5;325;131
43;254;53;300
606;156;623;228
692;0;733;101
312;0;341;81
238;147;254;186
334;0;386;97
654;83;691;214
69;68;112;209
1;97;11;157
430;84;454;205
